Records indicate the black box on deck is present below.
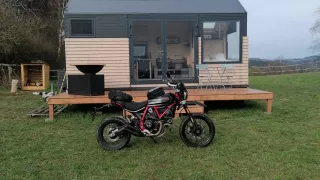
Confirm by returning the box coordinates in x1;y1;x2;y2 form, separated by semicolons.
68;75;104;96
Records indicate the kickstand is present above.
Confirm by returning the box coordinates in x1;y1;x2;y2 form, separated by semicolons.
150;137;157;144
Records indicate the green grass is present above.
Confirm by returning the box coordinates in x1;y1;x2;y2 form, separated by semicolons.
1;72;320;180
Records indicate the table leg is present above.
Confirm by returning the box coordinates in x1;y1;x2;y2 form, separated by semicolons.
218;68;226;89
266;99;273;113
49;104;54;120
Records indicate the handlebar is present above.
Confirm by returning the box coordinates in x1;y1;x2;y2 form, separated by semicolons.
167;81;177;88
166;73;180;89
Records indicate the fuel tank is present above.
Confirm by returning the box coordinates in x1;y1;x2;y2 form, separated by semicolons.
148;93;173;106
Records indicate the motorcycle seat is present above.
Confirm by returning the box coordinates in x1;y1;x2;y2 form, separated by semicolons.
120;101;148;111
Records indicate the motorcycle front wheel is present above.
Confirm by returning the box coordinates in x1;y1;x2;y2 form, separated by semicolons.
179;114;215;148
96;118;131;151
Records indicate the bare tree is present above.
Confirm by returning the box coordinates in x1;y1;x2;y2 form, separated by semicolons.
310;7;320;54
49;0;68;63
0;0;69;66
0;0;54;63
12;0;40;19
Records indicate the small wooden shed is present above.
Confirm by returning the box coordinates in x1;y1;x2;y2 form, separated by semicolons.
21;62;50;91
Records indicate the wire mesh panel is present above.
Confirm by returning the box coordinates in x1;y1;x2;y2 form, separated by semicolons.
0;64;20;87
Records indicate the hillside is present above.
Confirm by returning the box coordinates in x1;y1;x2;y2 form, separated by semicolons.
249;55;320;67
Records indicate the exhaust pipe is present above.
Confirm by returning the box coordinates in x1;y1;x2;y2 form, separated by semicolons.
114;124;145;137
126;125;145;137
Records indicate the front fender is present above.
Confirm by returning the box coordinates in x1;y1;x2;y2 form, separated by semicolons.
186;101;207;108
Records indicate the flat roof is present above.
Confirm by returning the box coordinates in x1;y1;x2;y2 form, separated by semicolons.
65;0;247;15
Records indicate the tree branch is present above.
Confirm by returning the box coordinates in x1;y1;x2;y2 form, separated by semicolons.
12;0;40;19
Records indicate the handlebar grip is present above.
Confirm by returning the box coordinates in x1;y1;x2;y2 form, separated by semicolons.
167;82;177;88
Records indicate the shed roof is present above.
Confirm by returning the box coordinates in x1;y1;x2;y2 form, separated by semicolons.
65;0;247;15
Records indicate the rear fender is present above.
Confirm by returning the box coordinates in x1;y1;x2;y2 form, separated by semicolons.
111;116;130;124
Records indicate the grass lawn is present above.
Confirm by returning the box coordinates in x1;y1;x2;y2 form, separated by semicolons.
1;72;320;179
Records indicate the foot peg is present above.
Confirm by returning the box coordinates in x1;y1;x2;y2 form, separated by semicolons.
142;129;151;136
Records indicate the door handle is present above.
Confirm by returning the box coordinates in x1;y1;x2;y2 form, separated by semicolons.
159;50;164;57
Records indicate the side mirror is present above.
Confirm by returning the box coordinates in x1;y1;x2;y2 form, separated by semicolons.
166;72;171;79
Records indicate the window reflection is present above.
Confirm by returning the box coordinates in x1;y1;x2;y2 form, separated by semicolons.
203;21;240;62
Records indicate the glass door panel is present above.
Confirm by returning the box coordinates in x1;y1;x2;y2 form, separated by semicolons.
130;19;198;84
131;21;165;81
165;21;196;80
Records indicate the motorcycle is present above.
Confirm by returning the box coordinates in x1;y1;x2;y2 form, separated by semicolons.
93;73;215;151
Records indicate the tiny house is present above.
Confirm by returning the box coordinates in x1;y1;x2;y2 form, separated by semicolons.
64;0;248;90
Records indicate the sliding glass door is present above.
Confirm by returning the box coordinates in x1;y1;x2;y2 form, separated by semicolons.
129;19;198;85
129;20;166;84
165;21;196;80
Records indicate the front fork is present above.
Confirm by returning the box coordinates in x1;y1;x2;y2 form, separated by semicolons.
182;105;202;135
183;104;196;124
181;101;207;124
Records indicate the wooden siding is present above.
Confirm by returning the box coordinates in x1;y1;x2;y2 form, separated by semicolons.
65;38;130;88
131;83;199;88
198;36;248;86
65;37;248;88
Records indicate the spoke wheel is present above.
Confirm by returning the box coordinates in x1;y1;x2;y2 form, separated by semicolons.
179;115;215;148
97;118;131;151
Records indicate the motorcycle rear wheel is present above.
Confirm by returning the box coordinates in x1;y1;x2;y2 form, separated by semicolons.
179;114;215;148
97;118;131;151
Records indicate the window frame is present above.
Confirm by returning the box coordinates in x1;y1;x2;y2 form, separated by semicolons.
200;17;245;64
69;18;95;37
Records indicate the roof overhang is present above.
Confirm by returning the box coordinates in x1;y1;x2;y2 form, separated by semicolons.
65;0;247;15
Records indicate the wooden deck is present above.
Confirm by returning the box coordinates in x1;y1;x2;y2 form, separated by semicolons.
48;88;274;120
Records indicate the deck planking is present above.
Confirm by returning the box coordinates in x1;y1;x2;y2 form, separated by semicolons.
48;88;274;120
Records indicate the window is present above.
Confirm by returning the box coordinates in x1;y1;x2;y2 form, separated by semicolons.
202;21;240;63
71;19;94;36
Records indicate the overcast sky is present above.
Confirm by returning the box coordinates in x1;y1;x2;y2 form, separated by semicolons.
239;0;320;59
